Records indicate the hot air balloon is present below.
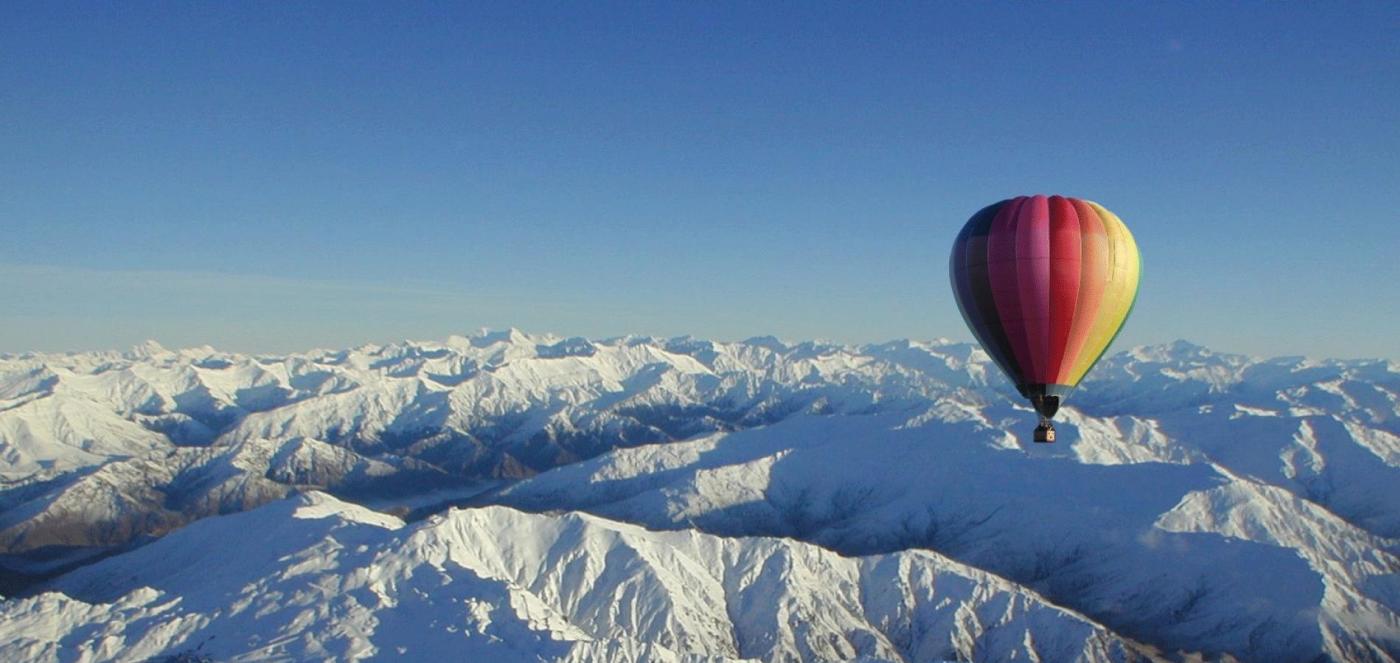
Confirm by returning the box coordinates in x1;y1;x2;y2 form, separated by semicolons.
949;195;1140;443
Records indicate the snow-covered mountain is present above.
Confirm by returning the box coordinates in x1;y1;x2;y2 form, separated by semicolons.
493;414;1399;661
0;330;1397;661
0;330;1011;481
1;491;1154;662
0;330;992;562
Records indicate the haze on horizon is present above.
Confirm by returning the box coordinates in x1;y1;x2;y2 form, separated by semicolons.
2;4;1397;360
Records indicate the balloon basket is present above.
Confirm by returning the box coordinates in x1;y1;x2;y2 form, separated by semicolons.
1033;422;1055;444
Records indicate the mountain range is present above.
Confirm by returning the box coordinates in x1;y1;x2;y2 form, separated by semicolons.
0;330;1396;661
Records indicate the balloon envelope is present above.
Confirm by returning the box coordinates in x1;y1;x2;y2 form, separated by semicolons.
949;195;1140;418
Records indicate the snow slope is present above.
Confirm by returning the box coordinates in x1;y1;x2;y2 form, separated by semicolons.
0;435;451;552
0;331;1397;661
0;492;1153;662
494;413;1400;661
0;332;987;484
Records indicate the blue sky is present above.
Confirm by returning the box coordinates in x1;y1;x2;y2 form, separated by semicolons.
2;3;1397;358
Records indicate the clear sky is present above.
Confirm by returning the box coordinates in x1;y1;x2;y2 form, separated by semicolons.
2;3;1397;359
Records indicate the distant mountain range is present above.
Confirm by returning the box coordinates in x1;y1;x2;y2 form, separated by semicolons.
1;330;1396;661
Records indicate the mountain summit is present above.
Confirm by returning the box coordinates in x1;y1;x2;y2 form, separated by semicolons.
0;330;1396;661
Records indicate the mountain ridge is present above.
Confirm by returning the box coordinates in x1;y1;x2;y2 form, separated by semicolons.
0;329;1396;661
2;491;1159;663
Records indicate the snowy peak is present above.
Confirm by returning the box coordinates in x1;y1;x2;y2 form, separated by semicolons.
0;331;1397;660
0;330;1004;483
6;493;1154;663
123;339;170;360
288;489;405;528
494;411;1400;661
